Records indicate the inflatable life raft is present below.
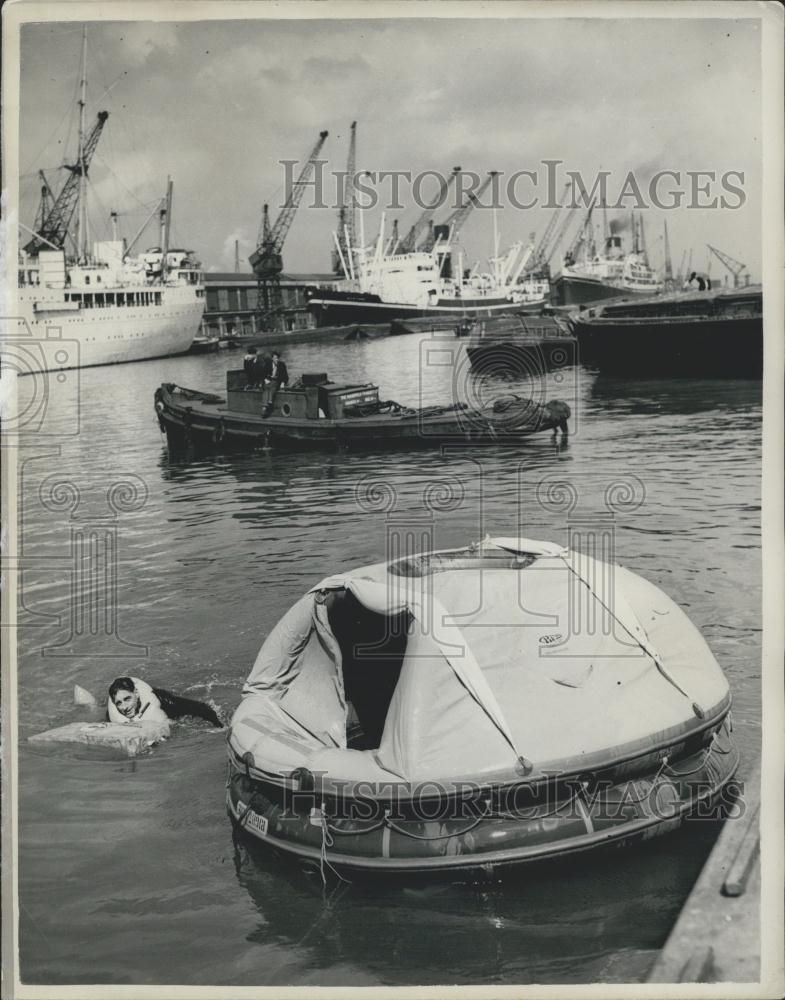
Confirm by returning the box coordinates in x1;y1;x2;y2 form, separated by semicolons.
227;538;739;875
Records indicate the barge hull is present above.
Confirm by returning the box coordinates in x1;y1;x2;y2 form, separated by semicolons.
574;315;762;377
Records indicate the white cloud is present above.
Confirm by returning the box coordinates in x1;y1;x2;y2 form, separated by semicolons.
113;23;180;66
18;16;764;276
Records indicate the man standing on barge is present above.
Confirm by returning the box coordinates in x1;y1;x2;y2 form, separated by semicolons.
262;351;289;416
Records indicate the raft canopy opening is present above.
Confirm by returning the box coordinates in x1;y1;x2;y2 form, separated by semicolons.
231;538;731;792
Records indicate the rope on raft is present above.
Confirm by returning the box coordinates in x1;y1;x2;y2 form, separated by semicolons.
319;806;350;886
662;731;721;777
381;800;493;841
238;726;727;878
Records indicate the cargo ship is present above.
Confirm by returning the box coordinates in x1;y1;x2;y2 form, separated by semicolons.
572;285;762;377
14;29;204;373
306;218;547;327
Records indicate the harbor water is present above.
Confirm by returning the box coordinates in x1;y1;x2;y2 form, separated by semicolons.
16;331;761;986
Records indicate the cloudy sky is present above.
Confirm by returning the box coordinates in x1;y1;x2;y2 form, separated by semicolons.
18;12;762;279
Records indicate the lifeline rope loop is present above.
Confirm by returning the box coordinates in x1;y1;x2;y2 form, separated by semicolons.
381;799;493;842
319;804;350;886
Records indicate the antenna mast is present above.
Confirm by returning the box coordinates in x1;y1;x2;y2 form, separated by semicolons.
75;27;88;261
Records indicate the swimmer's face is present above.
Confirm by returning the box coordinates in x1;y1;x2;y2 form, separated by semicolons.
113;689;140;718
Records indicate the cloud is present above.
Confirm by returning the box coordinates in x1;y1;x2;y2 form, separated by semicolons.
18;16;763;277
221;228;254;271
113;22;180;65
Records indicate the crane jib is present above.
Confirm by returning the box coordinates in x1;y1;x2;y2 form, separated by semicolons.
24;110;110;256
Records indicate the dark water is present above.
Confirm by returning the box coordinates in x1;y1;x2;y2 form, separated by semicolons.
16;332;761;986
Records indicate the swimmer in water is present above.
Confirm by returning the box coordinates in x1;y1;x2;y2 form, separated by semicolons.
108;677;223;728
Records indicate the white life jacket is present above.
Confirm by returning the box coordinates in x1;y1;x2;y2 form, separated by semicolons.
107;677;169;726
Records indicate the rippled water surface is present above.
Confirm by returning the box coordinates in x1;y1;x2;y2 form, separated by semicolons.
16;333;762;986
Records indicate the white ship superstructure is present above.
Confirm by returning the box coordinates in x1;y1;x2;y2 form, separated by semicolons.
552;206;663;305
16;242;204;371
561;234;662;294
12;27;204;373
307;214;548;327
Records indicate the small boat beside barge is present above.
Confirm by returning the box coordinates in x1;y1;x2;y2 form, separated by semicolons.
572;285;763;377
227;537;739;875
155;370;570;452
188;335;221;354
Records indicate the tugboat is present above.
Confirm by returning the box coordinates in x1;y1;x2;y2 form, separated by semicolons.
154;370;571;452
226;537;739;875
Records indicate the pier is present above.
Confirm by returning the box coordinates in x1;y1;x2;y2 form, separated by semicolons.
647;760;761;984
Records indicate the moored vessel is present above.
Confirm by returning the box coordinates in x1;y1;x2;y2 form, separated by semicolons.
16;243;204;372
551;209;663;307
572;285;762;377
226;537;739;875
188;334;221;354
465;312;575;376
307;214;547;327
14;29;204;373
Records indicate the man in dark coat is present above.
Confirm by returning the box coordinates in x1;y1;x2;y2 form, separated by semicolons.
243;347;259;387
253;350;269;386
261;351;289;417
267;351;288;388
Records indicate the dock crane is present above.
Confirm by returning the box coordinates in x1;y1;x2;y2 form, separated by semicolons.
332;121;357;275
706;244;750;288
435;171;498;248
32;172;56;247
250;129;328;330
430;172;498;279
527;182;571;271
417;168;463;251
24;110;109;256
546;203;579;268
564;203;596;266
399;167;461;254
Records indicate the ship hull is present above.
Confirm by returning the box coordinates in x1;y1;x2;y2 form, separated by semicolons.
13;287;204;372
574;314;762;378
305;289;545;328
551;274;659;307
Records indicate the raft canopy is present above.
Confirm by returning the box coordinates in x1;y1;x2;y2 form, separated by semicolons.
232;538;730;790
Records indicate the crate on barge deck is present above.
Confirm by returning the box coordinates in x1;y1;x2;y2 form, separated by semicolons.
225;370;380;420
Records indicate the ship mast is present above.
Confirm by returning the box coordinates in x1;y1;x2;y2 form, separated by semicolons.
75;27;88;262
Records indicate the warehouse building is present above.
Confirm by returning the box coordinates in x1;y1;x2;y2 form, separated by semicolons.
201;271;336;335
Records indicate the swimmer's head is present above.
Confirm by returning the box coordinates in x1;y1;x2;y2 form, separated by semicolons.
109;677;139;719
